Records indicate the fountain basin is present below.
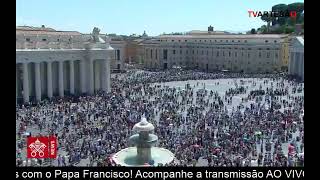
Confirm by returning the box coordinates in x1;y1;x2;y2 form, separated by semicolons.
129;134;158;146
112;147;175;166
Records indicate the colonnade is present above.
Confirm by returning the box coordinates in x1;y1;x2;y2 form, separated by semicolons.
16;59;111;103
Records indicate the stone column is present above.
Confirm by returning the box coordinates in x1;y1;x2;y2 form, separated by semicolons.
47;62;53;98
22;63;29;103
58;61;64;97
101;59;107;92
298;53;303;79
69;60;75;94
288;55;291;74
294;52;300;76
80;60;86;93
94;60;100;91
16;67;18;105
301;55;304;81
88;59;94;94
35;62;41;101
106;57;111;92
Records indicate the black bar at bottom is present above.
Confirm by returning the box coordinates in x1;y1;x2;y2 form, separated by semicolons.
16;167;305;180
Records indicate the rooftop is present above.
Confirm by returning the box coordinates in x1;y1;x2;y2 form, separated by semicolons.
296;36;304;46
186;30;228;35
158;34;288;39
16;26;82;36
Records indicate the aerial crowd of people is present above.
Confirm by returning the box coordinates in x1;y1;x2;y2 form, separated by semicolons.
16;69;304;167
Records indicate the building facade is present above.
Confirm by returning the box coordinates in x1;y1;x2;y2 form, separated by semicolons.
109;38;125;71
288;36;304;81
140;34;289;73
16;26;113;104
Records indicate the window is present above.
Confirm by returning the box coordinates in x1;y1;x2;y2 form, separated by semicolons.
238;40;240;42
179;40;181;42
210;40;212;42
42;38;47;41
232;40;234;42
200;40;202;42
223;51;225;56
245;40;247;43
226;40;228;43
202;51;204;55
275;53;278;58
204;40;206;42
172;40;174;42
186;50;188;54
267;52;270;58
229;52;231;57
155;50;157;59
274;40;277;43
207;51;209;55
216;52;219;57
116;50;120;60
173;50;176;54
193;50;194;54
248;53;250;58
265;40;268;43
151;50;153;59
180;50;182;54
220;40;222;42
197;50;198;54
242;52;244;56
26;38;30;42
163;49;168;59
185;40;187;42
259;52;261;58
248;62;250;64
235;52;237;57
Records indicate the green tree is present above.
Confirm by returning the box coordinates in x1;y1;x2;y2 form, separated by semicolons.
288;2;304;24
260;25;268;34
284;25;295;34
272;4;288;26
261;16;273;33
250;28;256;34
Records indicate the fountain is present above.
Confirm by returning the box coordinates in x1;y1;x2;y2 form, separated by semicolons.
112;117;175;166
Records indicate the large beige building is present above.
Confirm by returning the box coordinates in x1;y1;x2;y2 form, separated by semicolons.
109;37;125;71
16;26;113;104
140;30;289;73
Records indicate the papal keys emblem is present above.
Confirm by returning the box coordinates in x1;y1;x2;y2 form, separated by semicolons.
29;139;46;157
27;136;57;159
